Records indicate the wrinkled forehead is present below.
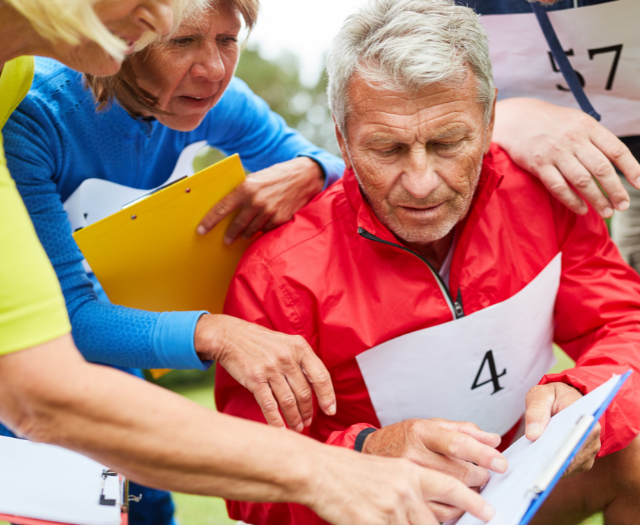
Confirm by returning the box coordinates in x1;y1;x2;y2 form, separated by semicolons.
344;73;486;142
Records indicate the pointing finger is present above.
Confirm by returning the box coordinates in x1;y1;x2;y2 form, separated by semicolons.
197;185;247;235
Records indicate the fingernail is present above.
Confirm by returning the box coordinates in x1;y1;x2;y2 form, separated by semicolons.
490;457;508;473
618;201;630;212
482;503;494;521
602;207;614;218
303;418;312;428
295;422;304;433
197;225;206;235
327;403;336;416
527;423;541;439
224;237;232;245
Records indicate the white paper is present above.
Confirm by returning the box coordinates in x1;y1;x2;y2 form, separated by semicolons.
356;254;560;436
453;374;622;525
0;437;122;525
481;0;640;136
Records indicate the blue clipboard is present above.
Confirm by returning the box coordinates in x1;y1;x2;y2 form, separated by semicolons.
520;370;632;525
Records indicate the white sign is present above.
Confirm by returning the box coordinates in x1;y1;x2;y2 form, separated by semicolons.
482;0;640;137
356;253;561;436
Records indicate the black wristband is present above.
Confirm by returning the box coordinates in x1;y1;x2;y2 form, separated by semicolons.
354;427;377;452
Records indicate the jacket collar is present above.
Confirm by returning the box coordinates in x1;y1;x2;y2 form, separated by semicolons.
343;148;505;246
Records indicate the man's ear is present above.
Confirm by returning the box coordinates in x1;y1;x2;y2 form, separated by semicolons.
333;116;353;171
484;87;499;155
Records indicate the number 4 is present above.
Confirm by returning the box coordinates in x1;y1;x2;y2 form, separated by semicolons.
588;44;623;91
471;350;506;395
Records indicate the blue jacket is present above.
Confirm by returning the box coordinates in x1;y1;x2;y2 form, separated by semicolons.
4;57;345;370
460;0;611;14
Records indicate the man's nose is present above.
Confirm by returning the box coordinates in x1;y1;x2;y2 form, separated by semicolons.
191;45;226;83
402;150;439;199
136;1;173;37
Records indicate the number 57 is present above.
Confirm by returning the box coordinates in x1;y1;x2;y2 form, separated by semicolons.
548;44;623;92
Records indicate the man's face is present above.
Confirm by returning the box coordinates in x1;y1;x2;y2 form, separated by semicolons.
336;73;496;248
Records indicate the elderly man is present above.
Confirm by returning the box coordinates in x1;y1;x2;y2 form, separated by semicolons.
216;0;640;524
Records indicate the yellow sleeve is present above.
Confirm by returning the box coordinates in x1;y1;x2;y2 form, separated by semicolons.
0;136;71;355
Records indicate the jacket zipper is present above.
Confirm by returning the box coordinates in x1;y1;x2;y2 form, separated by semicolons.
358;227;465;320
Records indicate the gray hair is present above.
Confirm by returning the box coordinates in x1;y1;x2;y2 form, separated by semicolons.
326;0;495;134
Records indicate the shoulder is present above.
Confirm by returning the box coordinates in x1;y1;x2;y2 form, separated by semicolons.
238;180;353;271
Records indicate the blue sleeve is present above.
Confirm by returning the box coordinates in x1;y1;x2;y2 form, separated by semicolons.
4;97;208;371
203;78;345;189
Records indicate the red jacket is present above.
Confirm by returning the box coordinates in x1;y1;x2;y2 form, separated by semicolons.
216;145;640;525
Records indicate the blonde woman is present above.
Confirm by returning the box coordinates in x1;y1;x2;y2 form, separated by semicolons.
0;1;492;525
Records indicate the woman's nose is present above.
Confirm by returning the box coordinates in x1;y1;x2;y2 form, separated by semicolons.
191;46;226;83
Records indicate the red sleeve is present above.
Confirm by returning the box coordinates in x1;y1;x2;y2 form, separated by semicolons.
216;248;375;525
326;423;378;449
545;200;640;456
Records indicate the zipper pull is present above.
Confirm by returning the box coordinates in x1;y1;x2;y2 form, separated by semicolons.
454;302;464;318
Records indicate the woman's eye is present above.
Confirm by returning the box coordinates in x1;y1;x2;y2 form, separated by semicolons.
172;37;194;46
219;36;238;46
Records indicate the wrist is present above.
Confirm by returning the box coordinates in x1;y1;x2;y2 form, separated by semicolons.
297;156;325;188
355;427;377;453
194;314;231;362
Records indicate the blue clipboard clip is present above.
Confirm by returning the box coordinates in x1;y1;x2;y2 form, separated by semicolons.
520;370;632;525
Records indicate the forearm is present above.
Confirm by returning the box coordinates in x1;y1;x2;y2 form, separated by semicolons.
0;335;319;503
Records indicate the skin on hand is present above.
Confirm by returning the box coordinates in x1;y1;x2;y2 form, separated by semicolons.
197;157;325;244
361;418;507;522
525;382;602;477
493;98;640;219
306;446;494;525
194;314;336;432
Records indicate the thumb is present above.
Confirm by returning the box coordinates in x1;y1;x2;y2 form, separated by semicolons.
525;385;555;441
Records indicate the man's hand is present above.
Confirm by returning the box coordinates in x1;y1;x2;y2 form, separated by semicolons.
525;382;601;477
197;157;325;243
307;447;494;525
360;419;506;521
493;98;640;218
195;314;335;432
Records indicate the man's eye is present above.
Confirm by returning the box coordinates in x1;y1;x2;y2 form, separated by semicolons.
434;142;461;151
378;147;399;156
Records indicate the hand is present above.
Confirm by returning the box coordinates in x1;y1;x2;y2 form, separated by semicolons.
195;314;336;432
306;446;494;525
197;157;325;243
360;419;507;520
525;382;601;477
493;98;640;218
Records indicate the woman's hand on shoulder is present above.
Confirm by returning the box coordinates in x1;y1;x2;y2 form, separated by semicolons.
195;314;336;432
197;157;325;243
493;97;640;218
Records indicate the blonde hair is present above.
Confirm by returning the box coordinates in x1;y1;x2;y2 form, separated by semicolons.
5;0;127;60
86;0;259;118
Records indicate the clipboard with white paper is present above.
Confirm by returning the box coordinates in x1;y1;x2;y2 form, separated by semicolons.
0;437;127;525
452;370;632;525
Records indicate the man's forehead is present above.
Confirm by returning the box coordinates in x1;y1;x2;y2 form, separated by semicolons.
361;123;471;145
346;74;483;140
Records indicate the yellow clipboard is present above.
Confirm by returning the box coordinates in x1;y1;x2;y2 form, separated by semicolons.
74;154;254;378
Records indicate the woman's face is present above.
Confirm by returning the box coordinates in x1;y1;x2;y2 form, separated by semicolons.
52;0;173;76
130;4;242;131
